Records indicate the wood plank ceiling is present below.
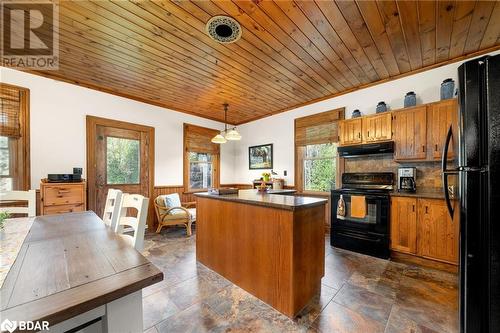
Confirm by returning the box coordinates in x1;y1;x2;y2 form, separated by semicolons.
11;1;500;124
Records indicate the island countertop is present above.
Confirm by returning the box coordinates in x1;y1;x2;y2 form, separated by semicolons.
195;189;327;211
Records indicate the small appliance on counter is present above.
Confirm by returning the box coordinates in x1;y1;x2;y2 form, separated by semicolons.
397;167;416;192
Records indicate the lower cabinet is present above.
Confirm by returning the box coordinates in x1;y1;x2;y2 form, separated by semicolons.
390;196;459;265
390;197;417;254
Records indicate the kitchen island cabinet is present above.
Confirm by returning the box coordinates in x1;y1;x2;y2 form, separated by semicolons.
195;190;327;318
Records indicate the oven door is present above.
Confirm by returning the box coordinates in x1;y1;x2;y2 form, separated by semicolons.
331;191;389;235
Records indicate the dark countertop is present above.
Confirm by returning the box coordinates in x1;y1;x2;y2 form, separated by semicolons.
390;189;454;200
195;189;327;211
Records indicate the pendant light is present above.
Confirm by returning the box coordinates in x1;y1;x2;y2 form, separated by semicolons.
211;103;241;143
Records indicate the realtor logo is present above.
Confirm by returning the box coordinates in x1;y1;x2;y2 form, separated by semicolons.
0;319;17;333
1;0;59;69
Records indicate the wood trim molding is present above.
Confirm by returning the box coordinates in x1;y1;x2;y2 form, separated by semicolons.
0;83;30;191
183;123;220;193
86;116;155;227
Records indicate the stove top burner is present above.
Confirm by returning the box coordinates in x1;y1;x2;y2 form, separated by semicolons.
340;172;394;192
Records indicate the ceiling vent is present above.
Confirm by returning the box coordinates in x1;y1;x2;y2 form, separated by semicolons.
205;16;242;44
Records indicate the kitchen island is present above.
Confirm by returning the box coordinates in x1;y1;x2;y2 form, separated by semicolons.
195;189;327;317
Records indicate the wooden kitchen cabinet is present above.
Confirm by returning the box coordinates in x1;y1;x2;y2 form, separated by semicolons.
427;99;458;160
390;197;417;254
338;118;362;145
393;106;427;160
362;113;392;142
418;198;459;264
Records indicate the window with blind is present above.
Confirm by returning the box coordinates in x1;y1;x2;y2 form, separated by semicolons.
183;123;220;192
0;84;30;191
295;108;344;193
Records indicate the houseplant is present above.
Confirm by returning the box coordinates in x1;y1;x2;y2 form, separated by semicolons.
0;211;10;230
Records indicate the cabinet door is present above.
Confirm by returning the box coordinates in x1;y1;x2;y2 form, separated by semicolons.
390;197;417;254
393;106;427;160
363;113;392;142
428;99;458;160
339;118;362;145
418;198;459;264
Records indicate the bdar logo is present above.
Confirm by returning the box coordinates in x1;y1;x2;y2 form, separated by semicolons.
0;319;17;333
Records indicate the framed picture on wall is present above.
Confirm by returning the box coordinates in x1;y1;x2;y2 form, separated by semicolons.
249;144;273;170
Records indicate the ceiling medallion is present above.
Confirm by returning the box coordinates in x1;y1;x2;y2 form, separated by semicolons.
205;16;242;44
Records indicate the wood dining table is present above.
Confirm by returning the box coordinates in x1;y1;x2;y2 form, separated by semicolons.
0;211;163;333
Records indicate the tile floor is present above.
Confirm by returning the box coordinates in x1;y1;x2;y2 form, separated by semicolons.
141;227;458;333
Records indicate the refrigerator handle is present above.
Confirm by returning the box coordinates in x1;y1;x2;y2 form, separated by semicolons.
441;125;456;219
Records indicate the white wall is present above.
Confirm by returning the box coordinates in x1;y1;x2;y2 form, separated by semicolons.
0;67;235;188
233;51;500;186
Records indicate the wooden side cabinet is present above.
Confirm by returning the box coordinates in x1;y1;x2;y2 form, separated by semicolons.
418;198;459;264
393;106;427;160
338;118;362;145
362;113;392;142
390;197;417;254
40;179;87;215
427;99;458;160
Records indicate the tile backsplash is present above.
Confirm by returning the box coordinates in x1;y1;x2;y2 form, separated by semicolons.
344;155;452;190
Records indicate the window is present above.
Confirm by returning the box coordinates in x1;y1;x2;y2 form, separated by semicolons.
0;84;30;191
183;124;220;192
106;136;140;184
188;152;213;189
295;108;344;193
303;143;338;192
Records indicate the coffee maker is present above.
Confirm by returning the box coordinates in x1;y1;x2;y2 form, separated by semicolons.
398;167;416;192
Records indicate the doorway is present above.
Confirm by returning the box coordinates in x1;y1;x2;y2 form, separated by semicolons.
86;116;154;228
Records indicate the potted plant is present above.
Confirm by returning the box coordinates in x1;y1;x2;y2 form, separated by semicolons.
0;212;10;230
262;172;271;182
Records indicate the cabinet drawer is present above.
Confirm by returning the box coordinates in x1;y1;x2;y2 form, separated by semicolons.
43;185;84;206
43;203;84;215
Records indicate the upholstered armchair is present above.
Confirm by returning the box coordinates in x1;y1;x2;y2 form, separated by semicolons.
154;193;196;236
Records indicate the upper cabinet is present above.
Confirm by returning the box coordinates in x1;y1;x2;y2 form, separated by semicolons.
338;118;362;145
393;106;427;160
362;113;392;143
337;99;458;162
427;99;458;160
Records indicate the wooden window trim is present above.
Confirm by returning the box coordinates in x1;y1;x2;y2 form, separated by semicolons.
183;123;220;193
0;83;30;190
294;108;345;194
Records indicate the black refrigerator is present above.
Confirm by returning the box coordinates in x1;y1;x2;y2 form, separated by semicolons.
442;54;500;333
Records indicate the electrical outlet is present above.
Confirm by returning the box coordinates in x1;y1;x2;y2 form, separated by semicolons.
284;170;287;176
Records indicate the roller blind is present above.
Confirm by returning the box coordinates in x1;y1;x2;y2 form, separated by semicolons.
184;123;220;154
0;85;22;138
295;107;344;146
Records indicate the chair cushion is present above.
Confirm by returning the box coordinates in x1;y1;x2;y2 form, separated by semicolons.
187;208;196;222
164;193;181;207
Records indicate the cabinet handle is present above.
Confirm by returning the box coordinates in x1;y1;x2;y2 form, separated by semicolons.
367;130;370;137
412;204;415;212
425;206;428;214
422;145;425;152
435;144;438;152
358;132;361;138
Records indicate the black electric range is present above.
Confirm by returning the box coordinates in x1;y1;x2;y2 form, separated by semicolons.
330;172;394;259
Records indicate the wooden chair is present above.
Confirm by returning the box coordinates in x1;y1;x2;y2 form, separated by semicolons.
0;190;36;217
115;194;149;251
154;193;196;236
102;189;123;230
